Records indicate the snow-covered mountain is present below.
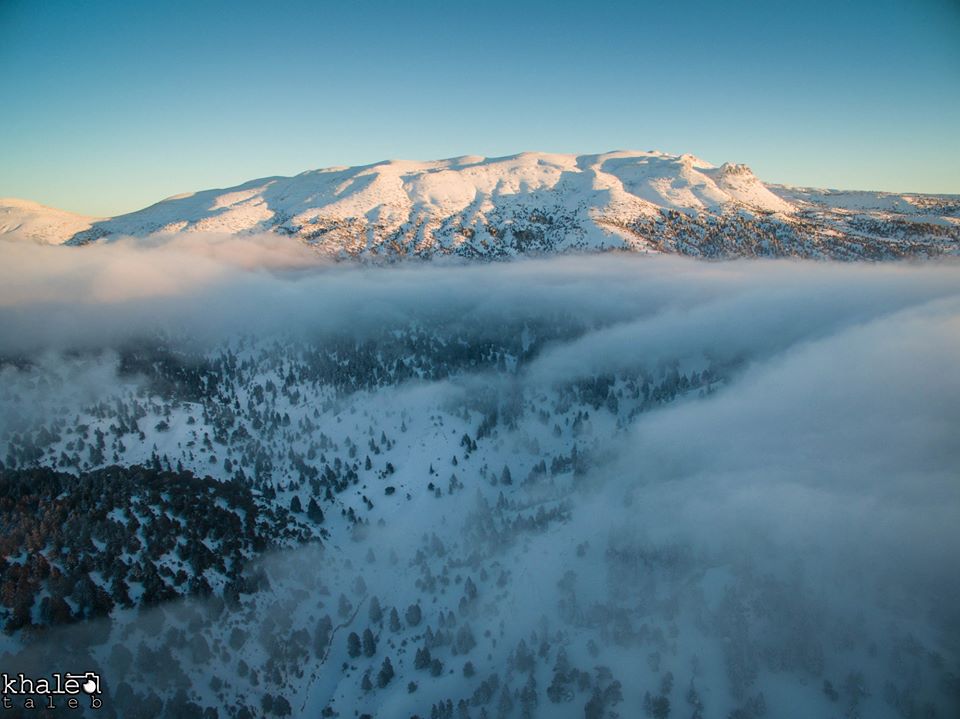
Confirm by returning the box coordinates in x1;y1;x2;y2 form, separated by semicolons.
2;150;958;259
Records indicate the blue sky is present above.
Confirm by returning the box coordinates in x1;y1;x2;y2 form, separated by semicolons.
1;0;958;216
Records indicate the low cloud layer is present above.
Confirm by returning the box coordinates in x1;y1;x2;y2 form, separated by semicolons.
605;294;960;590
2;232;959;354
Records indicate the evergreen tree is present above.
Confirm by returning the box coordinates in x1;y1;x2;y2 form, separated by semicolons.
368;596;383;624
363;627;377;657
347;631;361;658
314;615;333;657
307;497;324;523
415;647;432;670
377;657;395;688
406;603;422;627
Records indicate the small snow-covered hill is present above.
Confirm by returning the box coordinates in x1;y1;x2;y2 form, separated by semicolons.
0;198;97;245
2;151;958;259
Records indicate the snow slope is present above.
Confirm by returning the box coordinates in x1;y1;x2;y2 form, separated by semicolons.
2;151;957;259
0;198;96;244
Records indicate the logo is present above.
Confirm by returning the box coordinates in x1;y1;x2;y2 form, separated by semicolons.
1;672;102;710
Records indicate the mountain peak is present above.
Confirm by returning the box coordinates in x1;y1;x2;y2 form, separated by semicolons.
718;162;754;176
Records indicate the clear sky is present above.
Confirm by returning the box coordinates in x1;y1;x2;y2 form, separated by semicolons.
1;0;958;217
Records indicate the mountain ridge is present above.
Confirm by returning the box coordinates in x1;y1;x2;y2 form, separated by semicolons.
2;150;958;259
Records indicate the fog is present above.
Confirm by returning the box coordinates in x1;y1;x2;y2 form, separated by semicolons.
606;295;960;594
0;234;957;718
3;234;958;354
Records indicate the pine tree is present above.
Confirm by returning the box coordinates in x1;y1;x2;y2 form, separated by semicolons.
497;687;514;718
456;624;476;654
347;632;361;658
307;497;324;523
314;615;333;657
368;596;383;624
389;607;402;632
406;603;422;627
585;689;604;719
377;657;395;688
363;627;377;657
519;674;538;719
